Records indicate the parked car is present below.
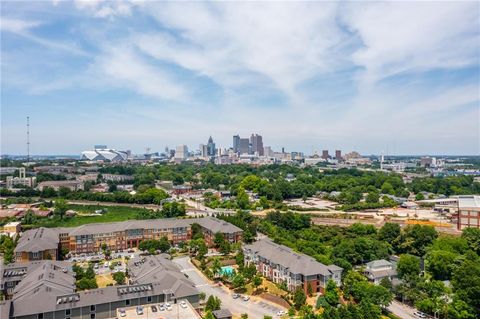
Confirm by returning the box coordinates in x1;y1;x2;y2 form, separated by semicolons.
136;306;143;315
243;295;250;301
166;304;173;311
158;304;165;311
414;312;427;318
151;305;157;312
118;308;126;317
276;310;285;316
180;300;187;308
232;293;240;299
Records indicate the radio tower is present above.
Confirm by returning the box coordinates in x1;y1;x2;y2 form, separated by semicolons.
27;116;30;164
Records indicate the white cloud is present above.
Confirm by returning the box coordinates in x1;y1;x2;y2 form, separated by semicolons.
74;0;142;19
93;46;188;102
343;1;480;85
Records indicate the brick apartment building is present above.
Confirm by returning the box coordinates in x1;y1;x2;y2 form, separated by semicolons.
243;238;342;294
14;217;242;262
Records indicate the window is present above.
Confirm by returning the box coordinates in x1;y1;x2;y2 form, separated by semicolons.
38;314;44;319
147;296;152;302
90;305;96;312
90;314;95;319
65;309;71;316
125;299;131;306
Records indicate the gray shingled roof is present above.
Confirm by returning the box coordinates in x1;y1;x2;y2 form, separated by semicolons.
244;238;342;277
11;257;199;317
213;308;233;318
365;259;392;269
14;227;60;253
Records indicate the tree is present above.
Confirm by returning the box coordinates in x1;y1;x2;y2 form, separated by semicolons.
294;287;307;310
397;225;438;256
378;223;401;244
191;223;203;240
426;250;457;280
324;280;339;306
241;314;248;319
76;278;98;290
1;236;15;264
415;193;425;200
214;232;226;248
451;259;480;312
158;236;171;253
205;295;221;311
366;191;380;204
211;257;222;278
379;277;392;291
236;187;250;209
54;198;68;220
397;254;421;279
112;272;126;285
462;227;480;254
203;311;215;319
381;182;395;195
236;250;245;269
252;275;262;292
232;274;246;289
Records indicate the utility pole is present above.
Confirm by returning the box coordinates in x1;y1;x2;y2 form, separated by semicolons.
26;116;30;164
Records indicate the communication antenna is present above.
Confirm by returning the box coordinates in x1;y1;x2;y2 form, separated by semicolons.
27;116;30;164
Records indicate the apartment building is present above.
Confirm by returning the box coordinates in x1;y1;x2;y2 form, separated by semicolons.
14;217;243;261
14;227;61;262
37;180;84;192
243;238;342;294
1;258;199;319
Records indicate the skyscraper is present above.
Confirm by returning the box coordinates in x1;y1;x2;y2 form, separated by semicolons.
199;144;208;157
175;145;188;160
322;150;329;160
207;136;216;157
250;134;264;155
335;150;342;160
233;135;240;153
239;138;250;154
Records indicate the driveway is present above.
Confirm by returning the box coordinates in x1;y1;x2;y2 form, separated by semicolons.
173;256;287;318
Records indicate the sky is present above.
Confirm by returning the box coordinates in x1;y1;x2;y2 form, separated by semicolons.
1;0;479;156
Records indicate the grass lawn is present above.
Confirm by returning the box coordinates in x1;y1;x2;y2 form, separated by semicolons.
33;204;146;228
96;273;115;288
245;278;288;296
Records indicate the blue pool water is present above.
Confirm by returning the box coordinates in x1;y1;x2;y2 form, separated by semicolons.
220;266;234;276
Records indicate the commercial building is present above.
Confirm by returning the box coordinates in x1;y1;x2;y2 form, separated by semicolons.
5;168;36;189
232;135;240;153
321;150;329;160
175;145;188;160
2;222;21;237
243;238;342;294
250;134;264;156
1;257;200;319
239;138;250;155
457;195;480;230
101;174;134;182
207;136;216;157
335;150;342;160
81;146;128;162
14;217;243;262
37;180;84;192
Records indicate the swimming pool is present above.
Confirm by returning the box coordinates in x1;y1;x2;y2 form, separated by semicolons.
220;266;235;276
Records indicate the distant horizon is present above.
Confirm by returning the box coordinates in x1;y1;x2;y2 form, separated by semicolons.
1;1;479;155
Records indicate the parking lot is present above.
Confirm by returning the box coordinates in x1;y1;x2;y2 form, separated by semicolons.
116;302;201;319
173;256;287;318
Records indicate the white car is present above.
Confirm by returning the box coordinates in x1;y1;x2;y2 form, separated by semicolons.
180;300;187;308
276;310;285;316
158;304;165;311
243;295;250;301
166;305;173;311
414;312;427;318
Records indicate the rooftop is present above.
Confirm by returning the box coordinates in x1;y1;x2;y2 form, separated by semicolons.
244;238;342;277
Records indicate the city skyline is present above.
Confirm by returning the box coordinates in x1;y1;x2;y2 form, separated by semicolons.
1;1;479;155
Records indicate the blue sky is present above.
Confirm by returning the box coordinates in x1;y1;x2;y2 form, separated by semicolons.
1;0;479;155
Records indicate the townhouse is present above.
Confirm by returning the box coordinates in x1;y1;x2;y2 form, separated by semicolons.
243;238;342;294
14;217;243;262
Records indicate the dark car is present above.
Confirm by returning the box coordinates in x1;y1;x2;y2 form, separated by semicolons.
151;305;157;312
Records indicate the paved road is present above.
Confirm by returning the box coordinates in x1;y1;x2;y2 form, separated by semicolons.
173;256;286;319
388;300;418;319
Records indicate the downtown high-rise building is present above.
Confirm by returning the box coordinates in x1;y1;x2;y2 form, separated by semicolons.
322;150;329;160
335;150;342;160
233;135;240;153
207;136;216;157
250;134;264;156
239;138;250;155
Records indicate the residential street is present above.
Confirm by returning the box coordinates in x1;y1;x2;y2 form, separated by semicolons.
173;256;287;318
387;300;418;319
